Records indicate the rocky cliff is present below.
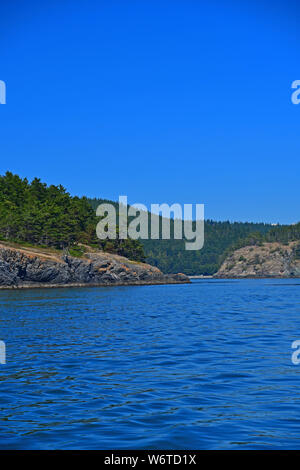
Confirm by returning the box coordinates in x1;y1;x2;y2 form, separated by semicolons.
215;241;300;278
0;243;189;288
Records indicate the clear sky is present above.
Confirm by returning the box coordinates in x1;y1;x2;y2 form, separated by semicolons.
0;0;299;224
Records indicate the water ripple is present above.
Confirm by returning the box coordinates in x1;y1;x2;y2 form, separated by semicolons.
0;279;300;449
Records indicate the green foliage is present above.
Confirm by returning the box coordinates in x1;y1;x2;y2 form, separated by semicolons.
3;173;296;274
98;237;145;262
264;223;300;244
219;223;300;272
69;245;86;258
144;222;273;275
0;172;96;249
0;172;145;262
88;198;273;275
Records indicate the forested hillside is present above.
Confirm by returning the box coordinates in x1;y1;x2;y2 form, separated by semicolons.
264;223;300;243
220;222;300;265
142;221;273;275
89;198;273;275
0;172;145;262
1;173;288;275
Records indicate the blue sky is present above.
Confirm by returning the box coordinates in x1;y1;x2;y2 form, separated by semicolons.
0;0;299;224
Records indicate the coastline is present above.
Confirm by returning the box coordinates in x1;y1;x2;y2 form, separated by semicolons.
0;242;190;290
214;275;300;279
0;278;190;290
189;275;213;279
2;276;300;289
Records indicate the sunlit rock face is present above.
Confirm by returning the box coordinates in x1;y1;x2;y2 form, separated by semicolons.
0;243;190;288
216;242;300;278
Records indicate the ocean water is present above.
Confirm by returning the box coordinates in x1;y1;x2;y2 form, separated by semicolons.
0;279;300;450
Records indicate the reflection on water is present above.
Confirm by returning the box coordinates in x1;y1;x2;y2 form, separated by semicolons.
0;279;300;449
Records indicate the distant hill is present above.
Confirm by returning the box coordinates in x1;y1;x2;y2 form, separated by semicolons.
214;222;300;278
0;173;289;276
142;220;273;275
216;241;300;278
88;198;273;275
220;222;300;262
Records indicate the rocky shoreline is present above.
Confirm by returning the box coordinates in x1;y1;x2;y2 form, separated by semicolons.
215;241;300;278
0;243;190;289
0;279;188;290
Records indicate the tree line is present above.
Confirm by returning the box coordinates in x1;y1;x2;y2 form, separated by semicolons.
89;198;274;275
1;173;297;274
0;172;145;262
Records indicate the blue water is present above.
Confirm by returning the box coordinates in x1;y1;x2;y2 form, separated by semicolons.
0;279;300;449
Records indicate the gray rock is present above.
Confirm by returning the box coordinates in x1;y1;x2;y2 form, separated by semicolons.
215;241;300;278
0;244;190;288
